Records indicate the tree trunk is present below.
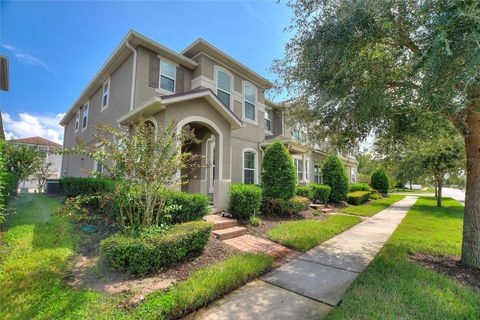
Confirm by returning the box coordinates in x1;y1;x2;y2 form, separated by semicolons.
0;108;5;141
434;178;438;197
437;177;443;208
409;181;412;190
461;108;480;269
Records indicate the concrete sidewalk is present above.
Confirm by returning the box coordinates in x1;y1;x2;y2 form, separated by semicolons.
188;196;418;320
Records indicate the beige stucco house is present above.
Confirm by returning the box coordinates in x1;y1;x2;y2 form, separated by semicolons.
60;30;357;210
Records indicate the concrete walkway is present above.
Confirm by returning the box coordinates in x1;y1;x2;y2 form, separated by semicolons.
188;196;418;320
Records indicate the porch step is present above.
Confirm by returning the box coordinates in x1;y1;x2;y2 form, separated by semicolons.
203;214;238;230
212;226;248;240
321;208;334;213
309;203;325;210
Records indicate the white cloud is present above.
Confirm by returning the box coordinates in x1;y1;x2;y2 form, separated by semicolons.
3;112;64;144
1;44;58;75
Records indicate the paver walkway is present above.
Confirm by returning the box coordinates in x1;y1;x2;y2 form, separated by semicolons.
189;196;418;319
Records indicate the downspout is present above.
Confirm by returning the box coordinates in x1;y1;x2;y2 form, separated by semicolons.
125;40;137;111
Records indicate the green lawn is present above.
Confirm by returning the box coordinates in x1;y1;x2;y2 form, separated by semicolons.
0;193;129;320
342;194;406;216
267;215;361;251
135;253;272;319
0;193;273;320
326;197;480;319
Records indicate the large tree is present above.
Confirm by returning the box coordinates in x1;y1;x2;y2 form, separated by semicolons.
274;0;480;267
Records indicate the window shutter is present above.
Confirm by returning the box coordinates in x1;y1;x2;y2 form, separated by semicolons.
149;53;160;88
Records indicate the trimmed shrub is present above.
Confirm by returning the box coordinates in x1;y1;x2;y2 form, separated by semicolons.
309;184;331;203
349;183;370;192
249;216;262;226
296;186;313;200
370;190;383;200
163;191;210;224
59;177;115;197
322;155;349;202
0;172;18;198
291;195;310;210
100;221;213;275
346;191;371;205
262;197;305;216
261;141;297;200
371;169;389;195
228;184;262;220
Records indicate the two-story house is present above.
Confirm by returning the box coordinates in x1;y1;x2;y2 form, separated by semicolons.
60;30;358;210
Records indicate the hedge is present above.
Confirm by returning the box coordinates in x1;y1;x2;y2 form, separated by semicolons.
309;184;331;203
59;177;115;197
346;191;371;205
0;172;17;215
349;183;370;192
262;196;307;216
261;141;297;200
164;191;210;224
322;155;349;202
228;184;262;220
296;186;313;200
100;221;213;275
371;169;389;195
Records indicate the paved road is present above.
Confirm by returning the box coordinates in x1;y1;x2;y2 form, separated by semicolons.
442;187;465;205
188;196;418;320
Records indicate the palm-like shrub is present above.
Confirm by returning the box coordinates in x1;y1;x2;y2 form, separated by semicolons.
261;141;297;200
322;155;349;202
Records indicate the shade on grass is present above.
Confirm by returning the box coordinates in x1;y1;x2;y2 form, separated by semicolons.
326;197;480;319
135;253;273;320
0;193;129;319
267;215;361;251
342;194;405;216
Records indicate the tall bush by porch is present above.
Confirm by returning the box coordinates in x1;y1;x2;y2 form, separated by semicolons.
322;155;349;202
371;169;389;195
261;141;297;200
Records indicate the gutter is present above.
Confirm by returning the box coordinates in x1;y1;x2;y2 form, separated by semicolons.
125;40;137;111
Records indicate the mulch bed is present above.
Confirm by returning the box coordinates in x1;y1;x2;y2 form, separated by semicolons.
410;253;480;294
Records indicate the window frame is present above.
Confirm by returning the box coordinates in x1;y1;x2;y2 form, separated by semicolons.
101;78;110;111
350;167;357;183
214;66;233;109
158;58;177;94
293;157;303;181
81;101;89;132
75;110;80;133
292;126;307;144
314;165;322;184
264;108;272;133
242;148;258;185
242;81;257;125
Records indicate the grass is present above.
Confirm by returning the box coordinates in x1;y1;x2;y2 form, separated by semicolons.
0;193;273;319
342;194;406;216
135;253;273;320
0;193;129;320
326;197;480;319
267;215;361;251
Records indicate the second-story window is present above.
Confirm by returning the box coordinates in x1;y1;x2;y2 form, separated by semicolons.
102;79;110;110
244;83;256;121
160;60;176;93
75;110;80;132
265;109;272;132
292;127;307;143
82;102;89;131
216;70;231;108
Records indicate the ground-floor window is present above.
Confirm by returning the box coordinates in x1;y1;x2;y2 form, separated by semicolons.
314;165;322;184
294;158;303;181
243;150;256;184
350;167;356;183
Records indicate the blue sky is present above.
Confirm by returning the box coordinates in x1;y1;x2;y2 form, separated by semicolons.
0;0;292;143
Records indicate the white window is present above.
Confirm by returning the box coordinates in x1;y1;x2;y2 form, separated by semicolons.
216;69;231;108
265;108;272;132
75;110;80;132
243;150;256;184
351;167;357;183
294;158;303;181
102;79;110;110
160;60;176;93
305;159;310;181
82;102;89;131
314;165;322;184
244;83;256;122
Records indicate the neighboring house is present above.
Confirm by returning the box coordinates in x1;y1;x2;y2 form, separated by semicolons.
60;30;358;209
9;136;62;191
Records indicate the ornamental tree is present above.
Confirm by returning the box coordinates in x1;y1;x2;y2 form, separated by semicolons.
274;0;480;267
261;140;297;200
322;154;349;202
